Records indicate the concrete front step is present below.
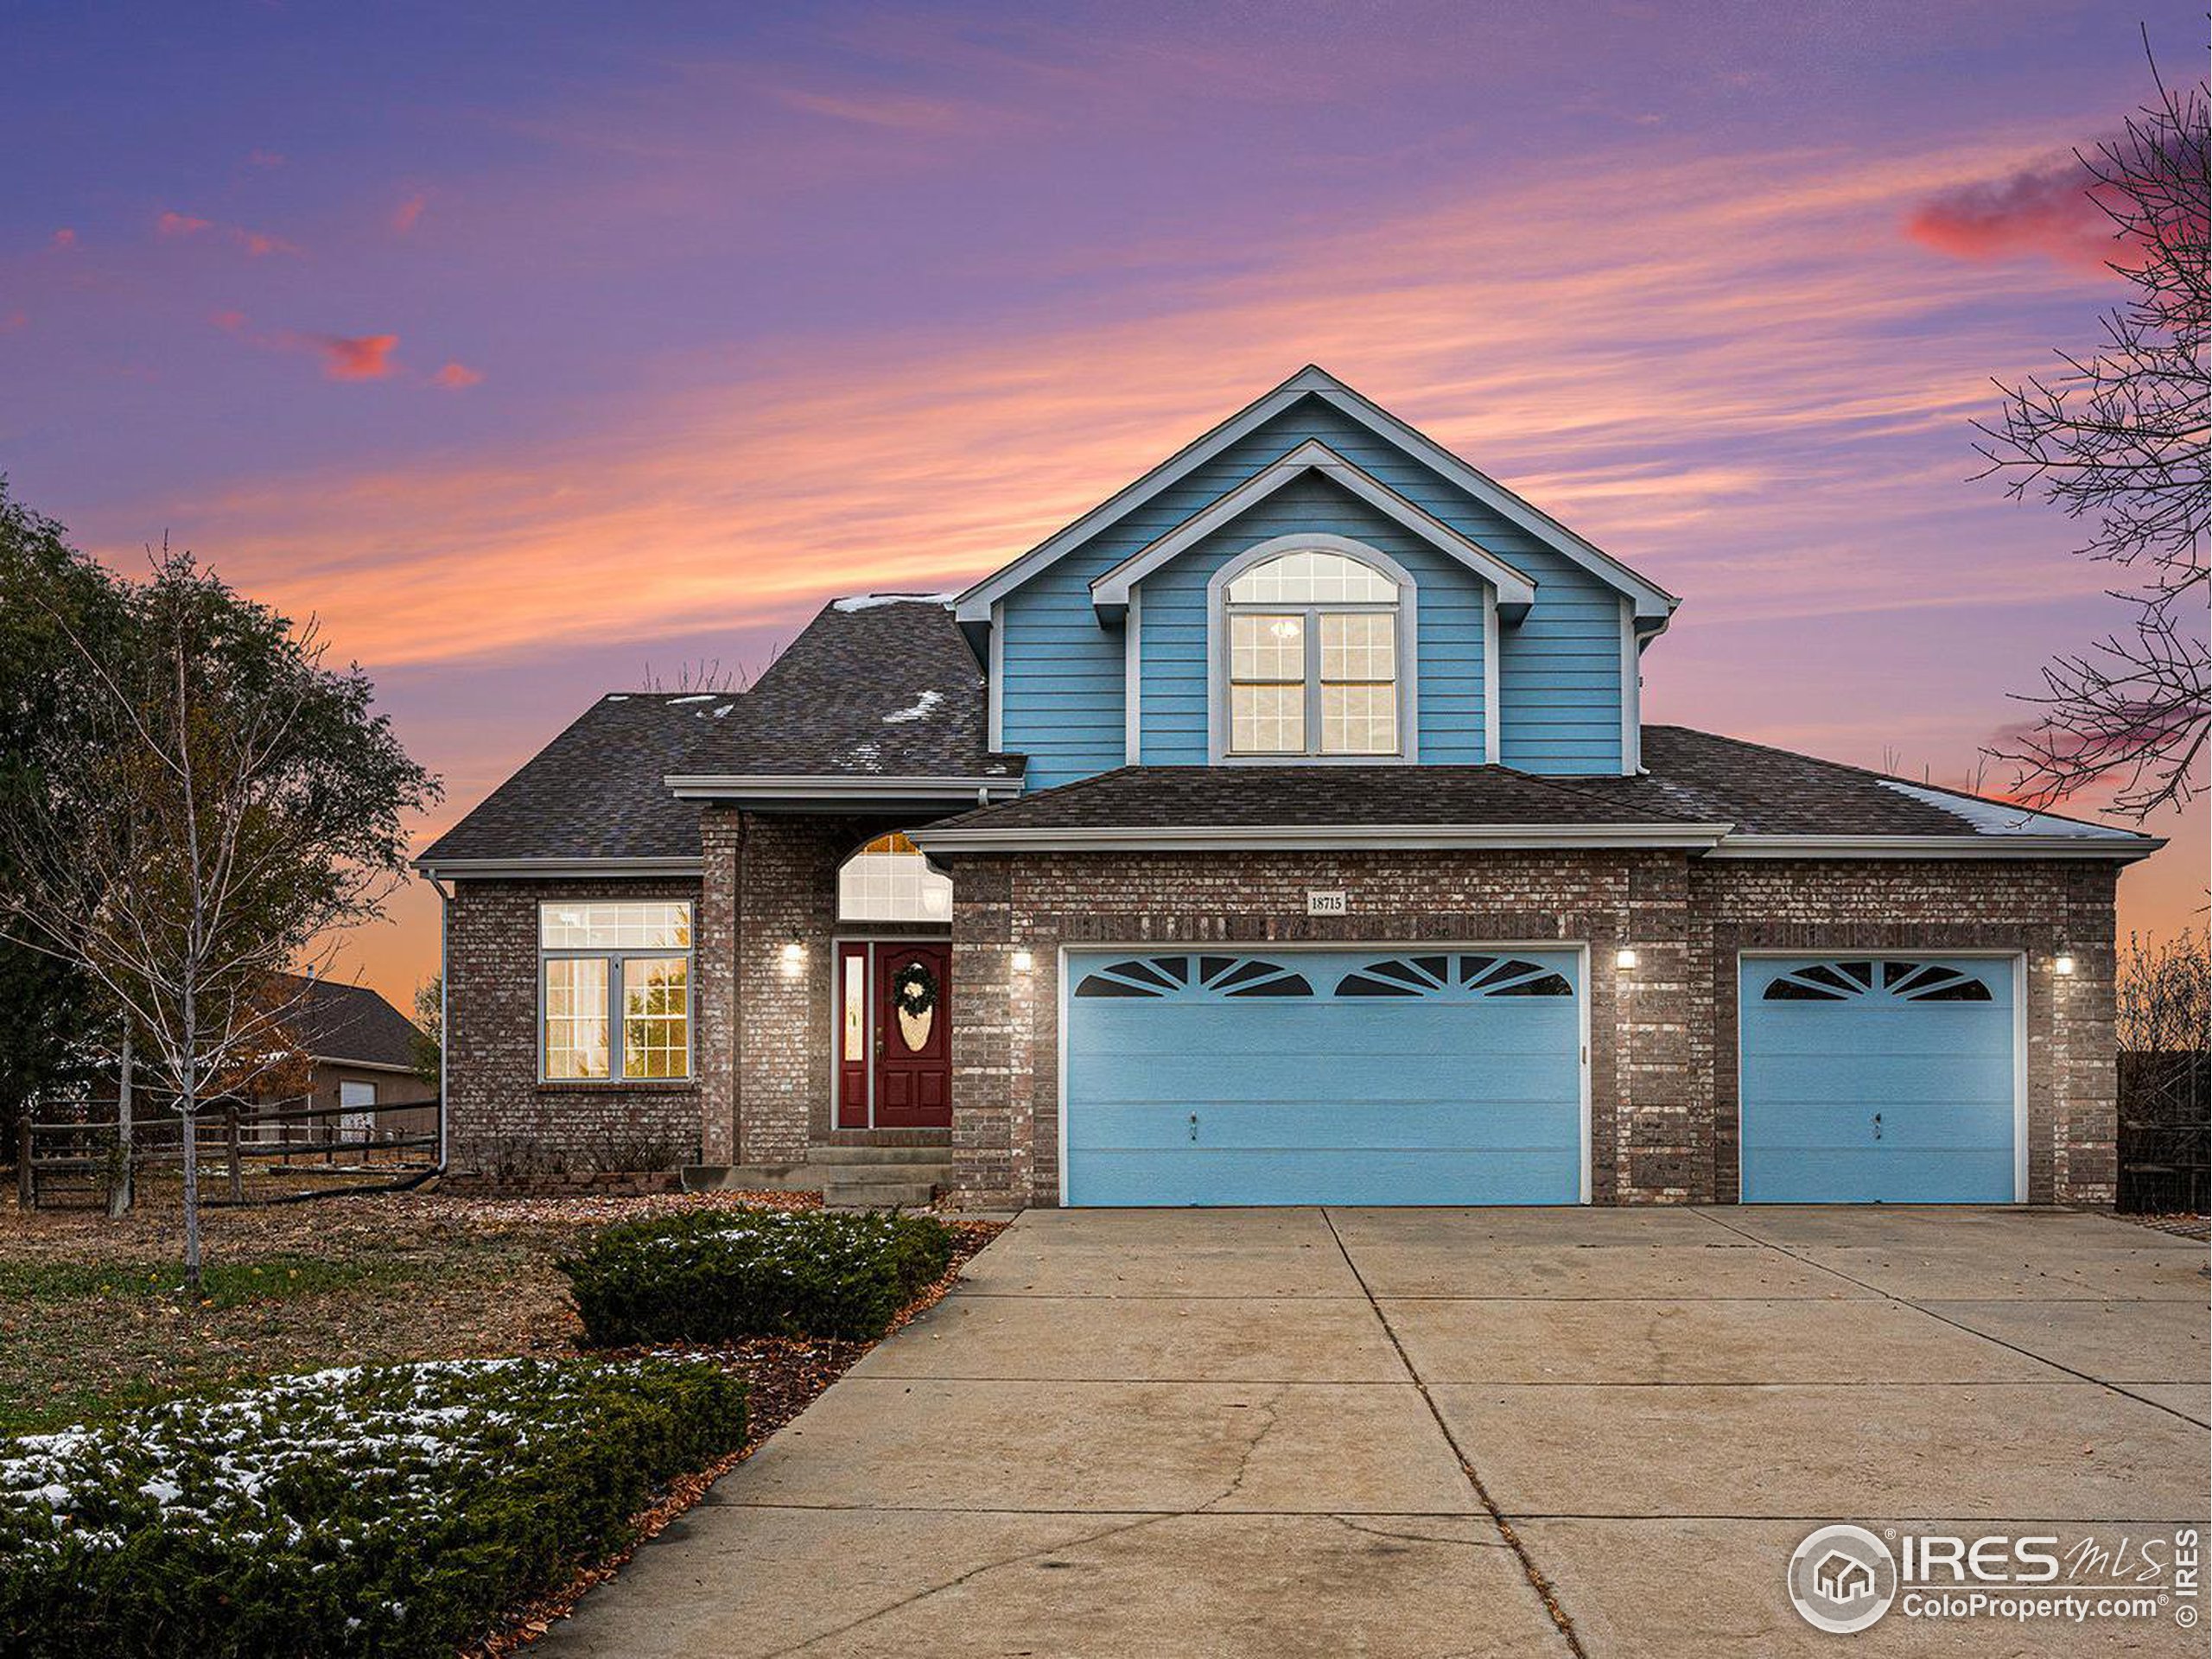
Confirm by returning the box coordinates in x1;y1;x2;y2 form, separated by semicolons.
809;1144;952;1166
823;1177;944;1211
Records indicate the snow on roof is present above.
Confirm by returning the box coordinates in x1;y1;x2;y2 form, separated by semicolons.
832;592;956;613
883;689;945;724
1877;779;2139;838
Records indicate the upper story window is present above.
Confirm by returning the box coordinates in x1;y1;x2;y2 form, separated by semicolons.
838;832;953;923
1221;545;1406;758
538;901;693;1083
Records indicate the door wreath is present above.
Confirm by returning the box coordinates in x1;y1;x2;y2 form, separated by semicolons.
893;960;938;1052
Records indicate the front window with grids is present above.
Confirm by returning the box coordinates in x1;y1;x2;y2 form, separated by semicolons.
538;901;693;1081
1224;547;1403;756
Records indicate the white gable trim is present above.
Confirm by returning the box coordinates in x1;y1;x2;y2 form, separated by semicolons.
951;365;1677;625
1088;440;1536;619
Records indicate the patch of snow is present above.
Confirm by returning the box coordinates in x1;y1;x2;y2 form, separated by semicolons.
709;703;735;718
1877;779;2141;838
833;592;956;613
882;690;944;725
603;694;629;702
667;694;716;704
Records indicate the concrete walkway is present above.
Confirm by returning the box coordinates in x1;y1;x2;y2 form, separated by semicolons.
543;1208;2209;1656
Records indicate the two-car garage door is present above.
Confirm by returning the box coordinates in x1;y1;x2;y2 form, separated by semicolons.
1060;946;2021;1207
1063;947;1585;1206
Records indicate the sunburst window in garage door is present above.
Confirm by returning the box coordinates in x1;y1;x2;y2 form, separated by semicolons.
1334;954;1575;997
1072;956;1314;999
1760;959;1993;1002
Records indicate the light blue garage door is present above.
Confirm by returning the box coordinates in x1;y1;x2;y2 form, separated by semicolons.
1064;948;1584;1206
1739;957;2018;1204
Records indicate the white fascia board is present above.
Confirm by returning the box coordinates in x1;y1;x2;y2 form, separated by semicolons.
912;821;1735;854
1706;834;2166;862
1088;440;1537;616
410;855;705;880
308;1055;427;1076
664;773;1024;803
953;365;1676;626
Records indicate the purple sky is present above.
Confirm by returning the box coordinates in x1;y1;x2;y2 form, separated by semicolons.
2;1;2201;1005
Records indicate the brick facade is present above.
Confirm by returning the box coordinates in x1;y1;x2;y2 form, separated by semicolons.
935;848;2122;1209
445;835;2121;1208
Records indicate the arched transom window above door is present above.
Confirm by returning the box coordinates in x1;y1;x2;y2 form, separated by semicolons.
1212;538;1413;760
837;832;953;923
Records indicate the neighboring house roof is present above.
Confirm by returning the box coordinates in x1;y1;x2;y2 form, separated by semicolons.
664;595;1025;805
415;691;716;874
954;365;1680;626
267;973;423;1071
911;726;2161;860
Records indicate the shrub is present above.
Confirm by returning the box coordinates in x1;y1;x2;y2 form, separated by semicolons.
0;1357;746;1659
559;1206;957;1345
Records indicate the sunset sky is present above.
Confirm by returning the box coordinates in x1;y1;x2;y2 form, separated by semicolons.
3;1;2202;1009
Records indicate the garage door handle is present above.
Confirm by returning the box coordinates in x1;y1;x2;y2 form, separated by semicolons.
1872;1112;1883;1141
1189;1113;1198;1143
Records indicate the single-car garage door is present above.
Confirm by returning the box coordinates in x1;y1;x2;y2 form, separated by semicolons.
1063;947;1585;1206
1738;957;2020;1204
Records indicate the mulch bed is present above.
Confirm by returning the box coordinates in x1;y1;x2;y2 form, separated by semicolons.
465;1217;1004;1657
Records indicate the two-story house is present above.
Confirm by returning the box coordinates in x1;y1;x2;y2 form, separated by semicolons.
416;367;2160;1209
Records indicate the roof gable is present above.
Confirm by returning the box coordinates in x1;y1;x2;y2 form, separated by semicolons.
955;365;1678;626
1087;440;1536;620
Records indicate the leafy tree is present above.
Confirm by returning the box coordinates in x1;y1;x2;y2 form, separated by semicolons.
0;533;438;1287
1977;52;2209;817
0;483;119;1148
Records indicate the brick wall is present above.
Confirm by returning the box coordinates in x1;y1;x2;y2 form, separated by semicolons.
444;876;710;1170
941;849;2121;1209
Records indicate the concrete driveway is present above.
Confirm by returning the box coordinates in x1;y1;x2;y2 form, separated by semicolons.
545;1208;2209;1657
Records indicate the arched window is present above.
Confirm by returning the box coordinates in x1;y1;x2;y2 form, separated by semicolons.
1216;543;1408;758
837;832;952;923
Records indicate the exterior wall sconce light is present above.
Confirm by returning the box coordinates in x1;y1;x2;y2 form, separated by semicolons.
1010;950;1035;973
779;941;805;977
2054;954;2075;976
1615;948;1640;970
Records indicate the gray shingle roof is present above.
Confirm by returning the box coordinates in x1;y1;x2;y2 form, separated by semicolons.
416;692;714;864
672;597;1020;780
915;725;2151;847
917;763;1713;832
268;974;423;1069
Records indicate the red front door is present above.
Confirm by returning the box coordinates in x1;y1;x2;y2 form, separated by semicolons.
836;942;952;1128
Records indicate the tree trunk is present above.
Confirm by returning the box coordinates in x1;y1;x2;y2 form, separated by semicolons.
109;1027;134;1220
181;989;201;1296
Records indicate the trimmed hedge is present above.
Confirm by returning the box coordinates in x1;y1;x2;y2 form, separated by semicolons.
0;1357;746;1659
559;1206;958;1345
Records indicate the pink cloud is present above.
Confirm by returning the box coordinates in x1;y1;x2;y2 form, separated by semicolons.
237;228;302;257
157;210;213;238
392;194;427;233
430;361;484;389
248;149;287;168
211;308;249;333
2;310;25;333
50;227;77;251
1904;154;2116;275
315;334;400;381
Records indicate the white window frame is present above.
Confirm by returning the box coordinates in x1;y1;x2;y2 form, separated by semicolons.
536;901;696;1084
1205;534;1420;765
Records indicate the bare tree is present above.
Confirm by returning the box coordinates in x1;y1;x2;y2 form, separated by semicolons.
1976;44;2209;818
2116;930;2211;1054
0;545;436;1288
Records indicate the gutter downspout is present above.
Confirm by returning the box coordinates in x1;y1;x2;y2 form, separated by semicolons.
430;875;452;1177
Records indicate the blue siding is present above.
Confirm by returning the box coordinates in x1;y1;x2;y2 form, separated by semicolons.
1137;474;1485;764
1064;948;1584;1206
1738;957;2018;1204
995;394;1629;785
